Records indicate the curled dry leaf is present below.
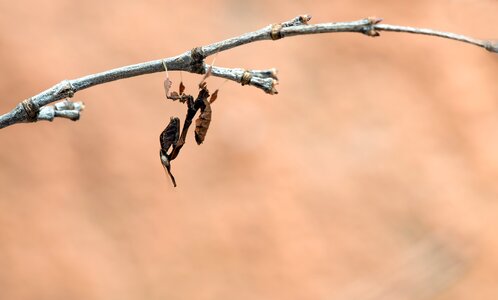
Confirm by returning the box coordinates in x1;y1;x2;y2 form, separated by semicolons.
160;117;180;187
195;97;212;145
160;117;180;151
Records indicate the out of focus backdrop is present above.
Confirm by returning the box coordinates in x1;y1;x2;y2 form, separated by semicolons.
0;0;497;299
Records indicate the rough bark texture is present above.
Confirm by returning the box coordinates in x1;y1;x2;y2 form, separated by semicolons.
0;1;497;300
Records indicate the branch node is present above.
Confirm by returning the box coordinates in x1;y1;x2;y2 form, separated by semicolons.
361;17;383;37
367;16;383;25
240;70;252;85
21;98;39;122
282;15;312;27
191;47;204;61
55;80;75;98
190;47;205;74
270;24;284;40
362;26;381;37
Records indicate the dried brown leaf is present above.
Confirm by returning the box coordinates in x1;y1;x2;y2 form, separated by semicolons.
160;117;180;187
160;117;180;151
194;98;212;145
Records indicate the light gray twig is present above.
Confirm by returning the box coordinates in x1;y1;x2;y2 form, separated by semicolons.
36;100;85;122
210;66;279;94
0;15;495;129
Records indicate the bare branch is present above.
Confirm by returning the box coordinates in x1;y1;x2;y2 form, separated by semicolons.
0;15;495;129
375;24;496;51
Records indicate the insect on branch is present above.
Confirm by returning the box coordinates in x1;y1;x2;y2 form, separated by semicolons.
159;64;219;186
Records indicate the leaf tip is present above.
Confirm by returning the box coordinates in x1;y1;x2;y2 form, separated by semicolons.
194;132;204;145
209;89;219;104
179;81;185;94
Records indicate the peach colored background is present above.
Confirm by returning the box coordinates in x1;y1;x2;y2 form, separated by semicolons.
0;1;497;299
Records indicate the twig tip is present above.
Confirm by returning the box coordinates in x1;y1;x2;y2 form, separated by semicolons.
484;41;498;53
368;16;383;25
270;79;279;95
299;14;312;24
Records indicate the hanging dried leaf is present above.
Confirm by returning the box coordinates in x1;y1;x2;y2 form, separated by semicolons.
209;89;219;104
160;117;180;187
194;98;212;145
163;78;172;98
160;117;180;151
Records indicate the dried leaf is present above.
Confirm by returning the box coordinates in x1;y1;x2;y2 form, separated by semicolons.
209;89;219;104
164;78;172;98
179;81;185;95
194;98;212;145
160;117;180;187
160;117;180;154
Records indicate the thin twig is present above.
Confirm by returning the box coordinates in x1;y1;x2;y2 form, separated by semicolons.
376;24;496;50
0;15;495;129
37;100;85;122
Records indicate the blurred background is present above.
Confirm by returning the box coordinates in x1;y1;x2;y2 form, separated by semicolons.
0;0;497;299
